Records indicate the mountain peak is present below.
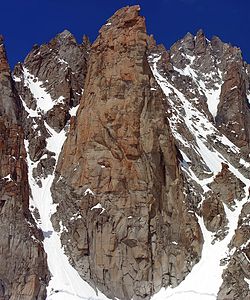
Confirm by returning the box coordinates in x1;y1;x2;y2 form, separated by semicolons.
58;29;73;38
101;5;142;31
0;36;10;73
0;5;249;300
195;28;207;54
196;28;205;37
53;29;77;45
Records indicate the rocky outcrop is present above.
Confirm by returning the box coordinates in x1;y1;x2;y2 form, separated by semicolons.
0;37;48;300
51;6;202;300
208;163;245;208
13;30;90;184
201;163;245;241
216;62;250;150
0;36;19;122
148;26;250;299
0;5;249;299
218;201;250;299
201;194;228;236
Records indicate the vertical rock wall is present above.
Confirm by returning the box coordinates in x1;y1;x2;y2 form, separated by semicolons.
51;6;202;300
0;38;48;300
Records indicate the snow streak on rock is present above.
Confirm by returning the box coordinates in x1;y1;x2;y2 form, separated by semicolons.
173;53;222;118
23;67;57;113
150;54;250;299
24;85;109;300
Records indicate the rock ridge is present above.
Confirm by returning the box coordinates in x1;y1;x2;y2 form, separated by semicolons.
0;4;249;300
0;36;49;300
51;5;202;300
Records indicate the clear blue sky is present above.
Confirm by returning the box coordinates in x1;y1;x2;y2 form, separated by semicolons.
1;0;249;68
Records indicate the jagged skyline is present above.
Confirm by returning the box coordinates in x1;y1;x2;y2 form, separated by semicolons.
0;5;249;299
1;0;250;68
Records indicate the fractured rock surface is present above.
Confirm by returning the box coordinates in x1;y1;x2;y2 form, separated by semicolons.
0;4;249;300
51;6;202;300
13;30;90;184
0;37;48;300
148;26;250;299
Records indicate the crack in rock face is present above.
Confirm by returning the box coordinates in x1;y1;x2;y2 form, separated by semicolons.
0;37;49;300
0;4;249;300
51;6;202;300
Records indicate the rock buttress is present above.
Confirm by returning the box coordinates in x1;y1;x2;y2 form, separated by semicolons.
12;30;90;185
51;6;202;300
0;37;49;299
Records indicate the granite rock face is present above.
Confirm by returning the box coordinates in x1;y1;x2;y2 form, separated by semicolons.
217;62;250;150
0;5;249;300
13;30;90;185
216;167;250;300
218;200;250;300
0;37;48;300
148;27;250;299
51;6;202;300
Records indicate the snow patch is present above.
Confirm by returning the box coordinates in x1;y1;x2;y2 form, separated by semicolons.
2;174;12;181
23;67;55;113
239;158;250;169
22;67;65;114
84;188;94;196
58;58;68;65
57;96;65;104
69;104;80;117
91;203;105;214
12;75;21;82
247;93;250;105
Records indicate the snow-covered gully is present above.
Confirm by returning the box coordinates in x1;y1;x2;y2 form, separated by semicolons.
21;69;109;300
150;54;250;299
25;126;109;300
21;55;249;299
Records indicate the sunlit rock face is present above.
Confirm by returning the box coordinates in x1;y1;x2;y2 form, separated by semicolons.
148;23;250;300
0;36;49;300
51;6;202;300
0;4;249;300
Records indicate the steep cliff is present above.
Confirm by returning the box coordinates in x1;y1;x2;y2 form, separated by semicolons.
149;28;250;299
0;36;48;300
51;6;202;300
0;4;249;300
11;30;92;299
